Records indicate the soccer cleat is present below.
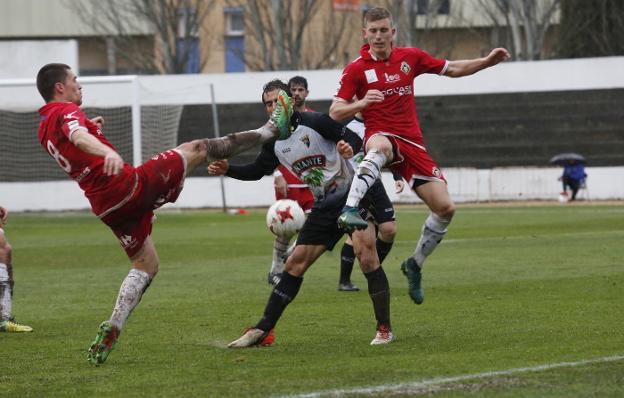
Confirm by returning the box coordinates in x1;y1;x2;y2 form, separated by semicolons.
338;282;360;292
370;324;394;345
0;319;33;333
270;90;293;140
87;321;120;365
401;257;424;304
337;206;368;233
267;272;281;286
228;327;274;348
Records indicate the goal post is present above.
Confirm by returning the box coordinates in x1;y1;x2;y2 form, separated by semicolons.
0;75;185;181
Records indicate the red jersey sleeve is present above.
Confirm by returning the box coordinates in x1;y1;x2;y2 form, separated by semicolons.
409;48;448;76
59;103;90;141
335;62;360;102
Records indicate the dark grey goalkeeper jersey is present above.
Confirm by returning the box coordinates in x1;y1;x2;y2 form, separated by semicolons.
226;111;362;205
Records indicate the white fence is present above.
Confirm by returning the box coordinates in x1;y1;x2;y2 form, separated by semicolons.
1;166;619;212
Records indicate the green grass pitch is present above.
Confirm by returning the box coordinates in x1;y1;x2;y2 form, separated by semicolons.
1;203;623;397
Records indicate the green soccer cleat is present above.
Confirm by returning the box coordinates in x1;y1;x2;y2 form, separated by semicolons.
401;257;424;304
270;90;293;140
87;321;120;365
0;319;33;333
337;206;368;233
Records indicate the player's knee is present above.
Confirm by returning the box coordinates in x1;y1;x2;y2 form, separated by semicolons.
356;251;378;273
354;242;376;267
436;202;455;221
378;222;397;242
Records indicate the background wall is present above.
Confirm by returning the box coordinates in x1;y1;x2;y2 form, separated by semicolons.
1;56;622;211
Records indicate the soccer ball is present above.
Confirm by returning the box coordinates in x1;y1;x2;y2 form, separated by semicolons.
266;199;305;237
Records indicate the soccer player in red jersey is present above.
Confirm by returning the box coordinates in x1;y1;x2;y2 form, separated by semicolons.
0;205;33;333
36;63;292;365
330;7;510;304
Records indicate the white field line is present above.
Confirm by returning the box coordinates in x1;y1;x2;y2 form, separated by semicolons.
275;354;624;398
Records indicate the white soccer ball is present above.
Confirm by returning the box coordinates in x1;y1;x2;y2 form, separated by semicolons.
266;199;305;237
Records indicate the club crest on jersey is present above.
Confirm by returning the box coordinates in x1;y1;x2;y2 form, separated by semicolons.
300;135;310;148
365;69;378;83
292;155;326;175
401;62;410;74
432;167;441;178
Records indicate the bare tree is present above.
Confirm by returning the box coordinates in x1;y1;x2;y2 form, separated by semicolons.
71;0;215;74
386;0;471;58
558;0;624;58
477;0;560;60
226;0;354;71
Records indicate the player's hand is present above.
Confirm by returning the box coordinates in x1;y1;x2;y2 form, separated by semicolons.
0;206;8;225
360;90;384;108
208;159;229;175
395;179;405;194
91;116;105;130
274;175;288;197
485;48;510;66
337;140;353;159
103;151;123;176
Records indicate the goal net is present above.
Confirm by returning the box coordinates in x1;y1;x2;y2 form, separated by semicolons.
0;76;182;182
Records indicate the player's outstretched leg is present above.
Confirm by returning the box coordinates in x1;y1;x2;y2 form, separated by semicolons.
228;328;275;348
87;321;120;365
204;90;293;162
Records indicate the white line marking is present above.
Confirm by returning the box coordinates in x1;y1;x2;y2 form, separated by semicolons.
275;355;624;398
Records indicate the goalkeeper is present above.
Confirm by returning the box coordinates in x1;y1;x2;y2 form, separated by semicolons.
35;63;292;365
209;81;395;347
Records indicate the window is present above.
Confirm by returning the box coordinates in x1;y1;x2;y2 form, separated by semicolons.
225;7;244;35
224;7;245;73
177;38;200;74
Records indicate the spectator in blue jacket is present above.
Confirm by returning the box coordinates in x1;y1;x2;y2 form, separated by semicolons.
559;161;587;201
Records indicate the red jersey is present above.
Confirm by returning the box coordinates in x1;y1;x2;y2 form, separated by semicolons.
336;44;447;146
38;102;135;217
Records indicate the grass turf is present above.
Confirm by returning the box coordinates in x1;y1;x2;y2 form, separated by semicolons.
1;203;623;397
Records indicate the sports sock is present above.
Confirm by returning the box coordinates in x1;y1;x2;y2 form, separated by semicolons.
364;266;391;329
256;272;303;331
376;239;394;264
346;149;387;208
413;213;450;268
271;236;291;274
339;243;355;284
109;268;152;331
0;263;11;320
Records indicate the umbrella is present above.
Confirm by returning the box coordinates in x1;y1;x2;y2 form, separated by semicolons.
549;153;586;166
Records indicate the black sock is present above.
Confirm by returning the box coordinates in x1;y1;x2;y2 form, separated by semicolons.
256;272;303;331
364;266;391;329
376;239;394;264
339;243;355;284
